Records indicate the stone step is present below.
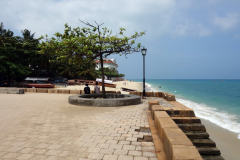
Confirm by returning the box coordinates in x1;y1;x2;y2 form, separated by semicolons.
202;155;225;160
172;117;201;124
192;139;216;147
185;131;209;139
165;109;195;117
197;147;221;155
177;124;206;132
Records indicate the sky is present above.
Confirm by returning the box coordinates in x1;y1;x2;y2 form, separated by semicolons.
1;0;240;79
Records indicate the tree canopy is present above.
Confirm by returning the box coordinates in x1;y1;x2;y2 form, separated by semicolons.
0;23;40;84
39;20;145;97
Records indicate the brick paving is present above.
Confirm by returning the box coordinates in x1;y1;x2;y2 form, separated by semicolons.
0;93;158;160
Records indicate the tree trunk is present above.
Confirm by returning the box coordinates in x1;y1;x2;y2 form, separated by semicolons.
100;54;106;98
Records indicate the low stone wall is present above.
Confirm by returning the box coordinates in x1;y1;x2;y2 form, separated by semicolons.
22;89;176;103
23;88;118;94
0;88;24;94
130;91;176;101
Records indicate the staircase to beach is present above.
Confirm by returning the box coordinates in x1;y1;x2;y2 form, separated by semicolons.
130;91;225;160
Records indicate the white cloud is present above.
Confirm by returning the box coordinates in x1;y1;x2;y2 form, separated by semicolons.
0;0;177;38
1;0;237;40
213;13;240;30
171;21;211;38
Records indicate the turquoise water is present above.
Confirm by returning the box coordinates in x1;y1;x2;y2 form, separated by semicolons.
131;79;240;139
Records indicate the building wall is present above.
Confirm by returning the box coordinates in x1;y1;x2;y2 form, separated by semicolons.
95;60;117;70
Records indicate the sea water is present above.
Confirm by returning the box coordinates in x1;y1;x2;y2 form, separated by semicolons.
131;79;240;139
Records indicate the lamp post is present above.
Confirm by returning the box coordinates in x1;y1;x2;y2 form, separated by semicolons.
141;47;147;97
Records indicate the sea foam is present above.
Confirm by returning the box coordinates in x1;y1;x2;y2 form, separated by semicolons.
145;83;159;92
177;98;240;139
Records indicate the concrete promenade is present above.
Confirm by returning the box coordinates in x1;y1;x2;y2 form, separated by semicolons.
0;93;158;160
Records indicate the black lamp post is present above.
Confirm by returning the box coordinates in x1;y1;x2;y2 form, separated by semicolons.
141;47;147;97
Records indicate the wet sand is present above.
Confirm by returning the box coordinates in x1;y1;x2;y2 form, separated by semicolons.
201;119;240;160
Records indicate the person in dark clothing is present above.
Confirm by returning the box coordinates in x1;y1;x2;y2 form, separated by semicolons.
84;84;90;94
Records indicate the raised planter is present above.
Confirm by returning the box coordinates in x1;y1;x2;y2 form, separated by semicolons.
68;93;141;107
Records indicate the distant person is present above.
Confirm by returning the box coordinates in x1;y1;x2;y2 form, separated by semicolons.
84;84;90;94
94;84;100;94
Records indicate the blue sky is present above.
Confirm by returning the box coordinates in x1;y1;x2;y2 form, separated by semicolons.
1;0;240;79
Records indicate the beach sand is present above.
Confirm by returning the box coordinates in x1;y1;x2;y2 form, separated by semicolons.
57;80;142;94
201;119;240;160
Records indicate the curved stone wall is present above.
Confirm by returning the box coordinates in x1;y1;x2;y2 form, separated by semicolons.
68;93;141;107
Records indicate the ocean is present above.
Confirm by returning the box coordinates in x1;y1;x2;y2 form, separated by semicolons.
130;79;240;139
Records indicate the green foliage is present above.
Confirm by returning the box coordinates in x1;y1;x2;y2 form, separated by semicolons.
38;23;98;79
39;21;145;96
77;60;98;80
39;22;145;61
0;22;40;83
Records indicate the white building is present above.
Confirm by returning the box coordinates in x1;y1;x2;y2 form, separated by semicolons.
95;59;118;70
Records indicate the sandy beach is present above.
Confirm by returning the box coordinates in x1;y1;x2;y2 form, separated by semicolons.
201;119;240;160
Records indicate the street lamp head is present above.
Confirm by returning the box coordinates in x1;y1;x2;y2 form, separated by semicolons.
141;47;147;55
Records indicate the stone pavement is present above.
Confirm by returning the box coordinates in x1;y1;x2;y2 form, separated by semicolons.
145;97;174;108
0;93;158;160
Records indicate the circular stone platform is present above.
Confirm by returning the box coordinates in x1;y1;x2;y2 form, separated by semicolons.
68;93;141;107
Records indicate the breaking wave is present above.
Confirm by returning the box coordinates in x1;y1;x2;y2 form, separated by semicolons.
177;98;240;139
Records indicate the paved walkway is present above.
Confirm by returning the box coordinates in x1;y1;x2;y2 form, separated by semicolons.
0;93;158;160
145;97;174;108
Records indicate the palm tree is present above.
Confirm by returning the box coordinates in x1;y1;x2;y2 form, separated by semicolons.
0;22;14;46
77;60;97;79
59;64;77;78
21;29;35;40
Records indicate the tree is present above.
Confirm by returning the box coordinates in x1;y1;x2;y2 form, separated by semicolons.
78;59;98;79
21;29;35;40
39;21;145;98
0;23;40;84
38;23;95;79
20;29;42;73
0;22;14;46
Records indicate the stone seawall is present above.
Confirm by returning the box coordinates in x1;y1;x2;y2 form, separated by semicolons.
147;98;224;160
129;91;176;101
